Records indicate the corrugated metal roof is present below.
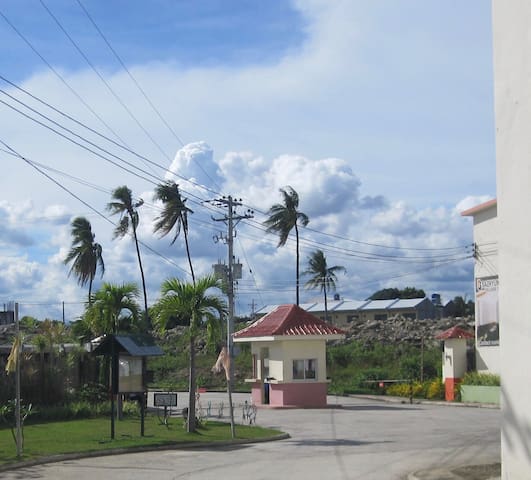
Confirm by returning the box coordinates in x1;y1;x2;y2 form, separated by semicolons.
92;334;164;357
391;298;426;309
360;299;400;310
332;300;370;311
234;304;346;339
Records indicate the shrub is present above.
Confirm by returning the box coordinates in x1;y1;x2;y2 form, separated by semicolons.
386;382;425;398
426;380;445;400
462;372;500;386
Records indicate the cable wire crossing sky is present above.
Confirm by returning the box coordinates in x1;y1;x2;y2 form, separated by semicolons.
0;1;495;321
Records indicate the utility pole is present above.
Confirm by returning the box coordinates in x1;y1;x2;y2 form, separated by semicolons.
211;196;253;439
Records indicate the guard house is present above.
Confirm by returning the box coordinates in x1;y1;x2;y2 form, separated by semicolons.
234;304;345;408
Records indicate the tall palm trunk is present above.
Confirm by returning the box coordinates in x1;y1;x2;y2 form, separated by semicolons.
323;279;329;323
184;231;195;285
132;228;149;325
187;335;196;433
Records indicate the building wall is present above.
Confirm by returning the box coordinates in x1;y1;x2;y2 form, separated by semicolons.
250;339;327;382
493;1;531;477
472;205;500;374
279;339;327;382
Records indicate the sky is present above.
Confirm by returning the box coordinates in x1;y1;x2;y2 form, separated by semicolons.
0;0;495;322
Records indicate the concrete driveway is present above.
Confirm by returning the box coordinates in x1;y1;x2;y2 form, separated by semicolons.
1;394;500;480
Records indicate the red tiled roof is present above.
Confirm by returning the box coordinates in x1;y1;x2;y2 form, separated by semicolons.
234;304;346;338
435;326;474;340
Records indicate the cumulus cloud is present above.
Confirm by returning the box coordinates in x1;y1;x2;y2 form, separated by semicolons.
0;1;492;319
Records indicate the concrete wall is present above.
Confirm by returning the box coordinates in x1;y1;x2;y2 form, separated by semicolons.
493;1;531;477
473;205;500;374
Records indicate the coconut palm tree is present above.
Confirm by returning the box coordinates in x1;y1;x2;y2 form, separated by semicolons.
304;249;346;323
153;181;195;284
153;275;226;433
263;186;309;305
64;216;104;304
84;282;141;336
107;185;149;326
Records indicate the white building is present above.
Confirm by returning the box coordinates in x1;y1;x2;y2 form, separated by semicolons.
492;2;531;477
461;199;500;374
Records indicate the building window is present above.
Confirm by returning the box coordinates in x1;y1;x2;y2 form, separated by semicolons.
293;359;317;380
374;314;387;321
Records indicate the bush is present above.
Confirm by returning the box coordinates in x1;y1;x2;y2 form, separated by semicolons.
386;382;425;398
426;380;445;400
462;372;500;386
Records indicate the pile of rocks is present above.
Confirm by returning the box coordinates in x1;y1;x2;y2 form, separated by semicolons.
340;315;475;346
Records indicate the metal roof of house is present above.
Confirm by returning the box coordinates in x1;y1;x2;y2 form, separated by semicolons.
360;299;400;310
306;301;341;312
234;304;346;339
332;300;371;311
92;334;164;357
390;298;427;309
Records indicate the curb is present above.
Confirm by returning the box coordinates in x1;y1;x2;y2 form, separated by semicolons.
349;394;500;409
0;433;290;473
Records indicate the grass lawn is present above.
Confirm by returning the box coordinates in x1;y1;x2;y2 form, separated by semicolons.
0;414;284;466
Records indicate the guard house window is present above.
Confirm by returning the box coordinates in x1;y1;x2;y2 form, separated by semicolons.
293;359;317;380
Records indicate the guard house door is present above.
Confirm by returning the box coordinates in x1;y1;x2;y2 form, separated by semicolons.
260;347;270;404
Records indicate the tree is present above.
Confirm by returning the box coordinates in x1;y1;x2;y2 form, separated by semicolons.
153;275;226;433
303;249;346;323
64;217;104;304
107;186;148;326
263;186;309;305
369;287;426;300
153;181;195;284
83;282;141;336
452;295;475;317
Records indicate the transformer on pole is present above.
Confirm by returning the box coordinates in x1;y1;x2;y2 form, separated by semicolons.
211;196;253;438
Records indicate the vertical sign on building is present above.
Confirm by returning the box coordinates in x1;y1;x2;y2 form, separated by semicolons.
476;276;499;346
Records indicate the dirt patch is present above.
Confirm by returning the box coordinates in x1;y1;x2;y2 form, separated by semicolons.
451;463;500;480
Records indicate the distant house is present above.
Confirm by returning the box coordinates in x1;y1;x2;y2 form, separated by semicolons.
256;297;438;327
0;311;14;325
234;304;345;408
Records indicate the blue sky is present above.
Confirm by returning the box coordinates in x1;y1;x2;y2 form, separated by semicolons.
0;1;494;321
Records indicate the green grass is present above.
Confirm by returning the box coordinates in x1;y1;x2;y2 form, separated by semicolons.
0;414;283;466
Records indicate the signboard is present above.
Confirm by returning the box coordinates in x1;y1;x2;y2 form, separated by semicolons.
118;355;143;393
476;276;499;346
154;392;178;407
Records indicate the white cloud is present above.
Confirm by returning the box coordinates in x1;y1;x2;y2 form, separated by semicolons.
0;1;491;319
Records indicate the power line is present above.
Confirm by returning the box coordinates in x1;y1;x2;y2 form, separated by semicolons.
39;0;170;169
0;140;191;278
0;7;128;146
0;74;222;199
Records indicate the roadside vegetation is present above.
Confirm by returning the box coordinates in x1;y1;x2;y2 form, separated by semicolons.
0;412;282;466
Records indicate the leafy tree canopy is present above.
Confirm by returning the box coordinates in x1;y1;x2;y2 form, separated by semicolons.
369;287;426;300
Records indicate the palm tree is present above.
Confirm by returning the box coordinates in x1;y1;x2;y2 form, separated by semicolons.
153;275;226;433
84;282;141;336
263;186;309;305
64;216;104;304
153;181;195;284
107;185;149;325
304;249;346;323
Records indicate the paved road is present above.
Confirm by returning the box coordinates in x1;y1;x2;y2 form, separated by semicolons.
2;394;500;480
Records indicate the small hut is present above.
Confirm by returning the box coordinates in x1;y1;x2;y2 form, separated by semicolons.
234;304;345;407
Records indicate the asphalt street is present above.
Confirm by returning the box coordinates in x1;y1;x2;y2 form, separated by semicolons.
1;393;500;480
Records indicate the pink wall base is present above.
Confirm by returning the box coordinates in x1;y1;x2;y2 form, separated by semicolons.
251;382;328;407
444;377;462;401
